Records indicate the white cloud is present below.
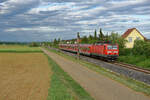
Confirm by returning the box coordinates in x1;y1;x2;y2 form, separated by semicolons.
28;2;75;14
5;26;70;32
108;0;148;8
0;0;150;41
0;0;40;15
67;6;106;17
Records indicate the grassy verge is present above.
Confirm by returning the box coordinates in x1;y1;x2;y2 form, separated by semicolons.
0;45;42;53
45;47;150;96
118;55;150;70
45;54;94;100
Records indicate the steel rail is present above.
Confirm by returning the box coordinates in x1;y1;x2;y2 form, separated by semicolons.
112;62;150;74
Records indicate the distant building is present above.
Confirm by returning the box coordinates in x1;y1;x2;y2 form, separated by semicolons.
122;28;146;48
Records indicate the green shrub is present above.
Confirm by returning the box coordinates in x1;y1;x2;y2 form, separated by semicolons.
29;42;39;47
132;40;150;57
118;55;147;65
119;48;132;56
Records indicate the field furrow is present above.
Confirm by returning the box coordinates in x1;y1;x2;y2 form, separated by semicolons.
0;53;51;100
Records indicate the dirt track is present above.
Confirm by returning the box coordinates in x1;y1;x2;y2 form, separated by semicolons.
42;48;150;100
0;53;51;100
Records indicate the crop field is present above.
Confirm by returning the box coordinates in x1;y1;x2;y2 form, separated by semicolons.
0;45;93;100
0;53;51;100
0;45;42;52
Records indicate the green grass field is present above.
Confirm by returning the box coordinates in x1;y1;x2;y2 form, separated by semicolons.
46;47;150;96
0;45;42;52
118;55;150;70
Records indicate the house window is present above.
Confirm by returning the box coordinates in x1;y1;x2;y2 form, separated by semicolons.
136;37;141;40
128;37;132;42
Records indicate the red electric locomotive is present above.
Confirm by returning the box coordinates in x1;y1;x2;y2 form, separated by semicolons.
59;41;119;61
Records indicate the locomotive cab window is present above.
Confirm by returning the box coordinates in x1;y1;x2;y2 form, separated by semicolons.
107;45;117;50
107;45;112;50
113;46;117;50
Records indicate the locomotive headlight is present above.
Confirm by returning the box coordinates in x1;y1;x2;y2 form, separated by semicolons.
114;51;118;53
107;51;112;53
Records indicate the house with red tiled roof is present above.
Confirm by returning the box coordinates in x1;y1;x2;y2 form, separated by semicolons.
122;28;146;48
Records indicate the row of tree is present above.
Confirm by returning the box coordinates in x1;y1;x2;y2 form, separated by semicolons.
51;28;127;50
81;28;105;44
48;28;150;58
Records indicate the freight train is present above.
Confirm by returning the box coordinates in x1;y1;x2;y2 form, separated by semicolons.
59;41;119;61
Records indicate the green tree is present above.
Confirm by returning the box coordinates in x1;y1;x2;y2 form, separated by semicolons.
117;37;127;49
105;32;109;41
53;38;58;45
108;32;127;48
77;32;80;39
99;28;104;41
108;32;120;44
29;42;39;47
58;38;61;43
94;29;97;40
107;32;127;55
88;34;95;44
132;40;150;57
81;36;88;43
88;35;93;41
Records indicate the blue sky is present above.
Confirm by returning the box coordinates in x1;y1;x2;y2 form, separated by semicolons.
0;0;150;42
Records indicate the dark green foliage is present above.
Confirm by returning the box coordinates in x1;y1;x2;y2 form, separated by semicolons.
42;42;51;46
0;42;28;45
108;32;127;47
99;28;104;41
29;42;39;47
108;32;127;54
132;40;150;57
119;48;132;56
77;32;80;39
119;40;150;69
88;35;93;41
81;36;88;43
94;29;97;40
87;35;96;44
52;38;61;48
118;55;150;70
117;37;127;49
105;33;109;41
108;32;120;44
58;38;61;43
54;38;58;45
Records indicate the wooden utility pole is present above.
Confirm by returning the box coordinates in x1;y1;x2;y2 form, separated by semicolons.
77;32;80;60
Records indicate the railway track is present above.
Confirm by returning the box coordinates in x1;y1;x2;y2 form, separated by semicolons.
47;47;150;85
111;62;150;74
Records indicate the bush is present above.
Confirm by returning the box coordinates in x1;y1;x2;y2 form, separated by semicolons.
132;40;150;57
118;55;150;69
119;48;132;56
29;42;39;47
118;55;147;65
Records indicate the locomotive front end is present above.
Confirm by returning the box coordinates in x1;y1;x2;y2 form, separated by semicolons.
105;44;119;60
